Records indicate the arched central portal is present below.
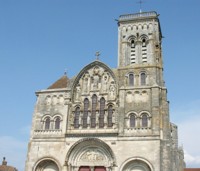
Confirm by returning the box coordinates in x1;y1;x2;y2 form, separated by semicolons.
66;138;116;171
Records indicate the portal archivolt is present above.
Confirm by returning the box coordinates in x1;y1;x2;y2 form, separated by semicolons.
66;138;116;171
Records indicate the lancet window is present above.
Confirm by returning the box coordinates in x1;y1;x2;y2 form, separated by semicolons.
99;97;105;128
45;117;50;130
83;98;89;128
141;72;146;85
129;73;134;86
108;105;113;127
127;112;151;129
91;95;97;128
55;117;60;130
141;114;148;127
130;114;136;128
141;38;147;62
130;39;136;64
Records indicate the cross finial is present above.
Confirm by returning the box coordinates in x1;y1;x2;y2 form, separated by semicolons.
95;51;100;60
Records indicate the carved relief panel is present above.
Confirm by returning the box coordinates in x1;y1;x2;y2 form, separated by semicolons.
73;65;117;102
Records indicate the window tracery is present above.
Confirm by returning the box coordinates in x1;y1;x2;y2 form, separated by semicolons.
72;63;117;130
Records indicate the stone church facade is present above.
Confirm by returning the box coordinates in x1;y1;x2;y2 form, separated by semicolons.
25;11;185;171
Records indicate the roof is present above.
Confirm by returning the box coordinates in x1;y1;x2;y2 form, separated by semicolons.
119;11;158;22
48;75;69;89
0;165;18;171
184;169;200;171
0;158;18;171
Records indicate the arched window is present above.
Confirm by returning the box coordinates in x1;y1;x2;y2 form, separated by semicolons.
142;114;148;127
129;73;134;86
74;107;80;128
45;117;50;130
99;97;105;128
55;117;60;130
130;114;136;128
108;105;113;127
83;98;89;128
91;95;97;128
130;39;136;64
141;72;146;85
141;38;147;62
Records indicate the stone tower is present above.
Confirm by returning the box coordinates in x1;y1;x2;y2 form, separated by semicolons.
25;11;185;171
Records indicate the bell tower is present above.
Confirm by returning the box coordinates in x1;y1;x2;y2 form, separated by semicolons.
116;12;184;171
118;11;162;66
117;12;164;87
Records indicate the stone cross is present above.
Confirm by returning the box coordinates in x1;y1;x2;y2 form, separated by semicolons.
95;51;100;60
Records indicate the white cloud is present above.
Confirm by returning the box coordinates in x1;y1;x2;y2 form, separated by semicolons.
172;99;200;168
184;151;200;168
0;136;28;171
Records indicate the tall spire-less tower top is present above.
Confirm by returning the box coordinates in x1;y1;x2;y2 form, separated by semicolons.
118;11;162;68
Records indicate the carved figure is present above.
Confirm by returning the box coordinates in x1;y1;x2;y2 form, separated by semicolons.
101;73;109;93
81;150;104;162
109;83;116;99
92;75;100;90
75;84;81;100
83;73;90;93
87;113;91;126
92;67;100;90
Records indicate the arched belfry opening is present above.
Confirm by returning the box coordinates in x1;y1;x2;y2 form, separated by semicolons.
65;138;116;171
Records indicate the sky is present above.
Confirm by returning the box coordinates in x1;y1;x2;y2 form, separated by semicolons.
0;0;200;170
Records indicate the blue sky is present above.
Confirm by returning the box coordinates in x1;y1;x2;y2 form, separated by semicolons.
0;0;200;170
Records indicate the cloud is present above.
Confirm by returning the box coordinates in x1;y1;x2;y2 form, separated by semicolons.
184;151;200;168
172;99;200;168
0;136;28;171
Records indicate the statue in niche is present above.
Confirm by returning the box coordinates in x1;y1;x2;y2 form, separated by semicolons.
101;72;109;93
83;72;90;93
70;113;74;123
92;66;100;90
75;84;81;100
109;83;116;99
